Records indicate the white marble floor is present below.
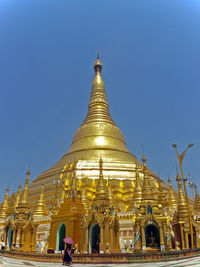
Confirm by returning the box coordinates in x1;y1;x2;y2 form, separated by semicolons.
0;256;200;267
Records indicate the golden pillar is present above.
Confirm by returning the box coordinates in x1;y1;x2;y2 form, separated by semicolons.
31;229;36;252
81;227;85;253
21;229;24;248
115;228;120;252
100;224;104;252
180;224;185;249
15;227;21;248
109;227;114;252
196;230;200;248
85;226;89;253
160;226;164;247
163;224;168;249
12;229;16;248
105;223;109;245
184;229;189;249
4;228;8;248
141;224;145;248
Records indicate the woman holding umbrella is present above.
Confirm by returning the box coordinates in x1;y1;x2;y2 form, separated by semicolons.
63;238;74;266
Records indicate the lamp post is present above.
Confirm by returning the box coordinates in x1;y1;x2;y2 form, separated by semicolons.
172;143;194;249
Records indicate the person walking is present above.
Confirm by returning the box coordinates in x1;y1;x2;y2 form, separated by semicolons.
1;240;5;250
63;243;72;266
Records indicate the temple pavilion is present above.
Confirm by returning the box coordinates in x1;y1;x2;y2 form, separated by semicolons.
0;54;200;253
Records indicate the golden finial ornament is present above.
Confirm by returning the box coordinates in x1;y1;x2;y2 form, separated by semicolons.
94;49;102;72
142;153;147;169
21;169;30;205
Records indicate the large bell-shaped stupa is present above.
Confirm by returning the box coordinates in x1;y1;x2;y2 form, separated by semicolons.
28;53;163;208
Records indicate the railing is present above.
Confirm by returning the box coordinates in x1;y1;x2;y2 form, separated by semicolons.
0;248;200;263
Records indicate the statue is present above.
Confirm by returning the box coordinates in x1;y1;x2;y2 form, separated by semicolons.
124;242;128;252
129;241;134;252
148;231;158;247
166;231;170;242
105;243;109;253
175;241;180;250
74;244;80;254
134;231;140;244
126;240;130;252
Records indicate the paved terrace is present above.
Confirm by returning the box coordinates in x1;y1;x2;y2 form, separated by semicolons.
0;256;200;267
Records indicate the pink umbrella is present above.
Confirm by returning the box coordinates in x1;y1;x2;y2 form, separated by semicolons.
63;237;74;244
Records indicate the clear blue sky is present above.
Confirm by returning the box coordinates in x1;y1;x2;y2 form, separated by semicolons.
0;0;200;202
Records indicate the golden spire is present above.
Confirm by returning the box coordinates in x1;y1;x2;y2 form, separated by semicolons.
21;169;30;205
176;170;188;220
95;158;108;199
15;184;22;208
157;179;166;205
133;165;142;205
141;155;155;201
83;51;114;125
167;177;177;210
68;53;130;155
142;153;146;168
33;185;48;217
0;186;9;219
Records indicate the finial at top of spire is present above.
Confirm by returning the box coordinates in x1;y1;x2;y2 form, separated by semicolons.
141;145;146;166
6;186;9;193
26;168;31;176
142;153;146;166
94;50;102;72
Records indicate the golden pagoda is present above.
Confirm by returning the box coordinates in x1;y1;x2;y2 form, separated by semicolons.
1;53;200;253
0;187;9;220
167;177;177;212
